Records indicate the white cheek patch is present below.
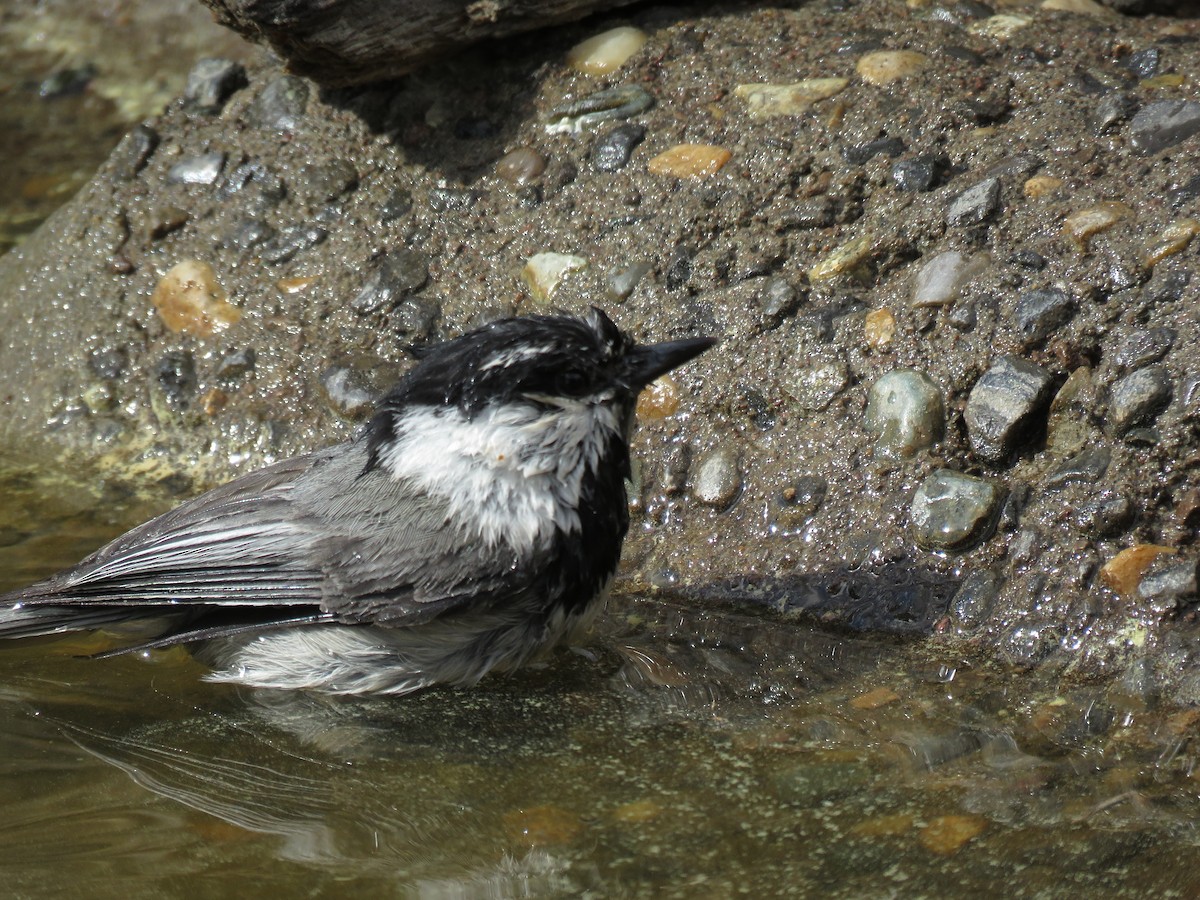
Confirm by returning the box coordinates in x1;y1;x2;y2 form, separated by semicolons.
380;401;623;551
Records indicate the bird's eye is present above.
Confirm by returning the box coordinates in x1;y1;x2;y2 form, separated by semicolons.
556;370;589;395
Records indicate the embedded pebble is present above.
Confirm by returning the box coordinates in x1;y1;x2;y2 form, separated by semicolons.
276;275;317;295
864;369;945;459
605;260;652;301
184;58;247;112
592;124;645;172
1075;492;1135;539
911;250;988;308
1046;446;1111;490
167;152;226;186
965;356;1055;463
1042;0;1109;13
566;26;647;76
219;161;286;208
760;278;798;321
919;815;988;855
249;75;310;131
856;50;929;86
1101;545;1176;597
392;297;441;340
1023;175;1062;199
891;154;945;192
809;233;875;282
215;347;256;379
380;187;413;222
226;219;275;251
1129;100;1200;156
1108;366;1172;435
320;366;376;418
969;13;1030;41
785;360;849;412
155;350;197;410
636;376;681;420
112;124;159;180
1142;219;1200;268
691;446;742;508
733;78;848;117
1091;92;1137;135
774;476;827;530
1015;287;1074;346
947;301;976;331
428;187;479;211
259;224;328;263
910;469;1002;551
1137;560;1199;606
1113;328;1175;372
843;136;904;165
647;144;732;178
947;177;1001;227
147;205;189;240
495;147;546;185
351;250;429;315
864;308;896;349
1126;47;1160;79
295;160;358;202
522;252;587;302
150;260;241;337
950;569;1002;628
1062;201;1133;251
545;85;653;134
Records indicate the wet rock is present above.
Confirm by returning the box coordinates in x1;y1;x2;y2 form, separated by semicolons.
320;366;376;418
1015;287;1075;346
760;277;799;321
856;50;928;85
1102;544;1176;597
523;252;586;302
226;219;275;251
1129;100;1200;156
112;124;158;181
1063;201;1133;251
780;198;835;230
1075;492;1135;538
155;350;197;410
1108;365;1172;435
147;205;189;240
184;58;247;112
1046;446;1110;490
950;569;1002;628
1138;559;1198;607
965;356;1055;463
842;136;904;165
1113;328;1175;371
352;251;429;316
38;64;97;99
380;187;413;222
891;154;946;192
1091;92;1137;135
785;359;849;412
947;301;976;331
215;347;256;379
592;123;646;173
947;177;1001;227
545;85;654;134
1124;47;1160;79
911;250;988;308
259;224;328;263
495;147;546;185
1010;249;1047;270
167;152;226;186
864;369;945;459
567;26;648;76
691;446;742;508
661;442;691;495
664;247;692;290
774;475;827;529
910;469;1002;551
150;260;241;337
733;78;848;118
248;75;310;131
295;160;359;202
428;187;479;211
647;144;732;178
219;161;286;208
605;260;652;302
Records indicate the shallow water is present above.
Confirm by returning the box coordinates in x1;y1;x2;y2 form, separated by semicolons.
1;459;1198;899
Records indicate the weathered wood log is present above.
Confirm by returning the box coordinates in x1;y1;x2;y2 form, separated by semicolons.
199;0;645;86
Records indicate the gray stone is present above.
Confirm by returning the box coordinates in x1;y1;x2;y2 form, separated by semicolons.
259;224;328;263
891;154;945;192
320;366;376;417
1046;445;1111;490
1108;365;1172;435
946;176;1001;227
691;446;742;508
428;187;480;212
592;123;646;172
184;58;247;112
910;469;1002;551
155;350;197;410
1074;492;1135;538
380;188;413;223
226;219;275;251
1113;327;1175;371
1129;100;1200;156
392;297;441;340
1091;92;1137;135
950;569;1002;628
605;260;652;302
249;75;310;131
1125;47;1160;79
167;152;226;185
760;277;798;320
785;359;849;412
864;369;945;459
352;251;430;315
112;124;158;181
1015;287;1074;346
779;198;835;230
1138;560;1199;606
295;160;359;203
965;356;1055;463
215;348;256;379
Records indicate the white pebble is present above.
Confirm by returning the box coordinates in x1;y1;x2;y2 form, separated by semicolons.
567;27;647;76
910;251;989;308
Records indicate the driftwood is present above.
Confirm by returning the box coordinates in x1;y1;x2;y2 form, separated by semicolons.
200;0;645;86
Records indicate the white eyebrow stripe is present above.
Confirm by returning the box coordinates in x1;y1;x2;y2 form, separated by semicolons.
480;344;557;371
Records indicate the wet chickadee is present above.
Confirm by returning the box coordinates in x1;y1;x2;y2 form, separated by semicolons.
0;308;713;695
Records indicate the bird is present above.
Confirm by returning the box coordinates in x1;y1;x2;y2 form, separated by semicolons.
0;308;714;695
